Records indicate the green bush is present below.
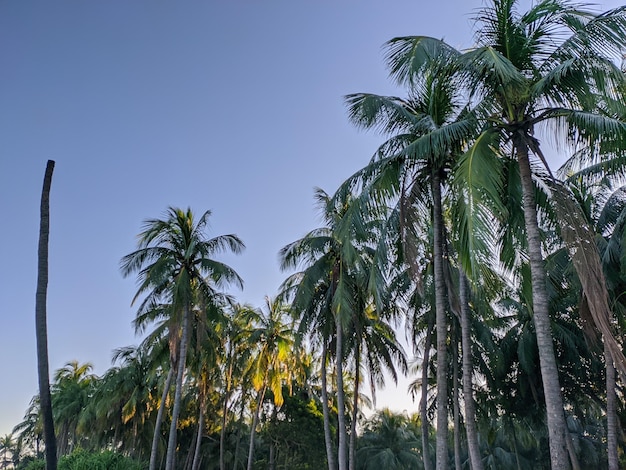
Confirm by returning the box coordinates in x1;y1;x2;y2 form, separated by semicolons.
20;449;146;470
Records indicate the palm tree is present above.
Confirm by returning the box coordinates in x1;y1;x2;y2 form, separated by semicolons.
347;304;407;470
385;2;626;467
218;304;255;470
121;207;244;470
356;409;422;470
280;189;384;470
0;434;16;470
340;41;483;469
35;159;57;470
244;296;296;470
51;361;96;456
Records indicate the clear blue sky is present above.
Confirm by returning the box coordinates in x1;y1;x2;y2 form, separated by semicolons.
1;0;622;435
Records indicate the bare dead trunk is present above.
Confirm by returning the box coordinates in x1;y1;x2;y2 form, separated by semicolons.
36;160;57;470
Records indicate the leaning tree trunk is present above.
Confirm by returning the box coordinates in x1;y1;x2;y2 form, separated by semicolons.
335;319;348;470
35;160;57;470
321;341;337;470
191;388;206;470
432;174;449;470
517;144;570;470
421;319;434;470
165;306;191;470
150;365;175;470
246;384;267;470
605;342;619;470
459;274;483;470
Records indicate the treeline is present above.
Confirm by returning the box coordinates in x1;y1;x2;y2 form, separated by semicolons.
6;0;626;469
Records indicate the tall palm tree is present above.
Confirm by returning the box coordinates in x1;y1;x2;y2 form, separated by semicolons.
51;361;96;456
280;189;384;470
219;304;255;470
35;159;57;470
385;3;626;468
121;207;244;470
339;42;482;469
244;297;296;470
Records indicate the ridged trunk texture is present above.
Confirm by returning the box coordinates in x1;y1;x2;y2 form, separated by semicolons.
460;274;483;470
517;145;570;470
605;343;618;470
432;174;449;470
36;160;57;470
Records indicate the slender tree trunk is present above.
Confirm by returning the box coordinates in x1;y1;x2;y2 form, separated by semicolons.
246;385;267;470
517;145;570;470
150;365;174;470
35;160;57;470
220;352;234;470
452;335;461;470
336;319;348;470
421;320;434;470
191;389;206;470
165;306;191;470
432;174;449;470
459;274;483;470
232;393;246;470
321;342;337;470
349;339;360;470
605;343;618;470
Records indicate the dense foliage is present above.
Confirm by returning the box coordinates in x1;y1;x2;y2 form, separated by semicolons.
7;1;626;469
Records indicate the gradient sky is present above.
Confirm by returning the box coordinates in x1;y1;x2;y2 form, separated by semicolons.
1;0;623;436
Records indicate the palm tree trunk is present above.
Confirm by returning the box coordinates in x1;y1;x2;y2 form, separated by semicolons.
321;341;337;470
452;335;461;470
432;173;449;470
220;354;234;470
335;319;348;470
517;145;570;470
150;365;174;470
421;319;434;470
605;342;618;470
35;160;57;470
349;339;360;470
165;306;191;470
246;385;267;470
232;393;247;470
191;394;205;470
459;274;483;470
